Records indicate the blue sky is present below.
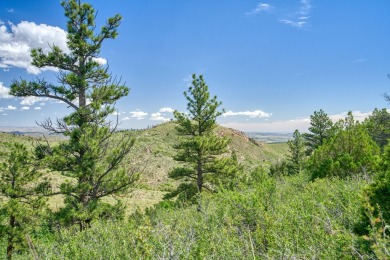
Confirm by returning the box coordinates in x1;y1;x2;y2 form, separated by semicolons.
0;0;389;132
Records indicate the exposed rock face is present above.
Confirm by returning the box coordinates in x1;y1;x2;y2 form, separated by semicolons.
218;128;263;148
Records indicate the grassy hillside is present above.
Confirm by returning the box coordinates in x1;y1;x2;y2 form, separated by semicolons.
0;122;288;213
128;122;288;188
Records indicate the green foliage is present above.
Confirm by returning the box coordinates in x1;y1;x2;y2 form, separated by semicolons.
355;143;390;257
287;129;306;174
165;74;232;208
9;0;137;230
303;109;333;155
207;151;244;190
308;112;380;179
27;172;372;259
364;108;390;151
365;154;390;227
47;125;138;229
0;143;48;259
269;159;289;176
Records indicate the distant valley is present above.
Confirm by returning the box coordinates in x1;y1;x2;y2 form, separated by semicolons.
0;125;291;143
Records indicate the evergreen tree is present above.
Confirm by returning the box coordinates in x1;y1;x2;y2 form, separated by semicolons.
308;112;380;179
9;0;137;230
208;151;243;190
164;74;229;210
0;143;48;260
364;108;390;151
303;109;333;154
287;129;306;174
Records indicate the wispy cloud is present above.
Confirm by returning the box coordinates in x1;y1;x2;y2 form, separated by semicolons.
20;106;30;110
280;0;312;28
7;9;15;13
354;58;368;63
223;109;272;118
130;110;148;120
279;19;307;28
246;3;273;15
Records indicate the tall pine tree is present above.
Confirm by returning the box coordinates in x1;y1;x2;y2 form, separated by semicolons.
164;74;229;210
303;109;333;154
9;0;138;230
287;129;306;174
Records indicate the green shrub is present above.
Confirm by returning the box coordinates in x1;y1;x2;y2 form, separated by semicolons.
29;172;372;259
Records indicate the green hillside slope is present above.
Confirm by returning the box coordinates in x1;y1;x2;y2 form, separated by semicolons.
1;122;288;212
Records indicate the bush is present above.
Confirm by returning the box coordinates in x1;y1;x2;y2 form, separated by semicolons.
29;172;372;259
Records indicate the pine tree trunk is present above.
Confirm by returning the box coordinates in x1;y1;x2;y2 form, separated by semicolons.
7;214;16;260
79;90;86;108
197;154;203;212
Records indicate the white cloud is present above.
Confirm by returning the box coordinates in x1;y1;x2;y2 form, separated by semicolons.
150;112;171;122
130;110;148;120
122;117;130;121
246;3;273;15
20;96;47;106
0;83;48;106
0;82;11;98
328;111;371;123
279;19;307;28
71;97;91;106
20;106;30;110
5;105;16;110
0;21;68;74
0;21;108;74
280;0;312;28
3;113;8;116
34;107;42;110
221;110;372;133
222;120;309;133
92;57;107;65
159;107;174;113
111;111;120;116
7;9;15;13
223;110;272;118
